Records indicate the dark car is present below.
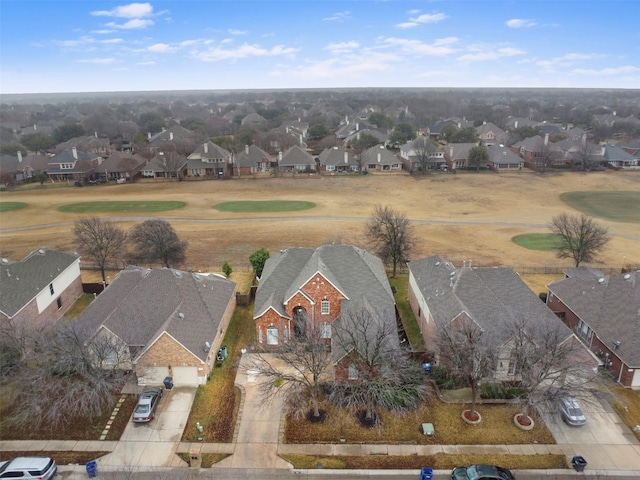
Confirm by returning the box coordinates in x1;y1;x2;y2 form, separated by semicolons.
556;392;586;426
0;456;57;479
451;464;515;480
133;387;163;423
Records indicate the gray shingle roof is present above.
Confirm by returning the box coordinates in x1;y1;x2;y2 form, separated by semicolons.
486;145;523;166
362;145;399;165
279;145;315;167
76;267;236;362
548;270;640;367
318;146;357;167
235;144;271;168
408;255;570;345
0;248;79;318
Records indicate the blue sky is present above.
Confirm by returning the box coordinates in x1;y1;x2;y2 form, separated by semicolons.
1;0;638;94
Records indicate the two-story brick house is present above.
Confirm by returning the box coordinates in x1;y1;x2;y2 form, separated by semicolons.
253;245;397;381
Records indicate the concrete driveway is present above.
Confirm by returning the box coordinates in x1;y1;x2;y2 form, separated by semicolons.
98;386;196;468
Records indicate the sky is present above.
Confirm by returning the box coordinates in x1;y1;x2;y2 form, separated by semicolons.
1;0;639;94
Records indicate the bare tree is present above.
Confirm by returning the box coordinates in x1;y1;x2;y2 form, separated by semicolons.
506;314;598;423
412;136;438;173
573;139;599;171
6;322;129;431
550;213;610;267
74;217;127;283
436;317;497;421
329;303;431;426
130;219;188;268
538;139;562;174
244;323;333;421
365;205;414;277
159;149;186;180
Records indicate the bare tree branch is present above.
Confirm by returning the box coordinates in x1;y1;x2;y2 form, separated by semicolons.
365;205;414;277
74;217;127;282
130;219;188;268
550;213;610;267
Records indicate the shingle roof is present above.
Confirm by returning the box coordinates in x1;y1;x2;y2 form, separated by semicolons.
76;267;236;362
548;270;640;366
235;144;271;168
318;146;357;166
279;145;315;167
446;143;476;160
99;153;146;173
362;145;399;165
0;248;79;318
408;255;570;345
486;145;523;165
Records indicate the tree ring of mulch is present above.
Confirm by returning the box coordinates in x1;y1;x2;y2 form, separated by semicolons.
461;409;482;424
307;409;327;423
357;410;380;428
513;413;535;430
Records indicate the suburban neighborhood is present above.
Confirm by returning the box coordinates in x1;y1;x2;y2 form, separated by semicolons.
1;87;640;479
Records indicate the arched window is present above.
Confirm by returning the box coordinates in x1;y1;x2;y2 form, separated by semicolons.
321;298;330;315
348;363;358;380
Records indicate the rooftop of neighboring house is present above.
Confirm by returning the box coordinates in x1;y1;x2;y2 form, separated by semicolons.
235;144;272;167
75;266;236;362
279;144;316;166
361;144;399;165
486;145;523;165
548;269;640;366
318;146;357;166
409;254;571;346
188;141;230;161
0;248;79;318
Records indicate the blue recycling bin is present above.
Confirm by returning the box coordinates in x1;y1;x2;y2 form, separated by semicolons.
419;467;433;480
422;362;432;374
163;376;173;390
86;460;97;478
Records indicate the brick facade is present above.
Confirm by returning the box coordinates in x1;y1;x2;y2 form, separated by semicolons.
256;273;345;347
139;333;204;376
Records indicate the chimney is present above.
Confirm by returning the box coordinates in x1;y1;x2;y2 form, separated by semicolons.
203;143;208;154
245;145;249;155
344;151;348;164
17;150;23;163
33;124;37;131
94;131;98;138
377;152;381;163
148;132;151;139
72;147;78;159
544;133;549;146
581;133;586;146
278;151;283;162
483;120;486;125
449;145;453;157
169;132;174;141
514;120;518;129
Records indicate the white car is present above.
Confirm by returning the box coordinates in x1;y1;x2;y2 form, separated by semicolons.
0;457;57;479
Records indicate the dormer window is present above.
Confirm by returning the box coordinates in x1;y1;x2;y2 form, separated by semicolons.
321;298;330;315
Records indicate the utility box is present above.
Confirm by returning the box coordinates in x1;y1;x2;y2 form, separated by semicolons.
189;449;202;468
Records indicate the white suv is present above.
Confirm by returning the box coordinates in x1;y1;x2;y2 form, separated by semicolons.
0;457;57;479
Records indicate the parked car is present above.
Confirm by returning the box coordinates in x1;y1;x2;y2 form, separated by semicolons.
451;464;515;480
133;387;163;423
0;456;57;479
556;392;586;426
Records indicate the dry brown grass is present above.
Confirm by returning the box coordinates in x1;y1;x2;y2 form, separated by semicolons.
284;397;555;445
0;451;110;465
2;172;638;270
281;452;567;470
611;386;640;440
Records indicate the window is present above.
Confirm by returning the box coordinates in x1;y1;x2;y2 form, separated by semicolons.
326;165;335;172
321;322;331;339
348;363;358;380
56;297;62;309
105;349;118;365
258;327;263;343
49;283;55;295
267;326;278;345
321;299;330;315
508;360;517;375
61;163;74;169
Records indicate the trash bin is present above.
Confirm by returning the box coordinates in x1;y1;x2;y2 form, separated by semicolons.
163;376;173;390
572;455;587;472
420;467;433;480
85;460;97;478
422;362;432;374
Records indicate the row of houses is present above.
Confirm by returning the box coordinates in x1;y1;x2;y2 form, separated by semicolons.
5;245;636;388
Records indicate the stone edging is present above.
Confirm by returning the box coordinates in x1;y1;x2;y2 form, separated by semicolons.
232;383;245;443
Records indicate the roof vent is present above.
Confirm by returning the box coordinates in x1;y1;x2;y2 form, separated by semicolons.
598;277;605;284
624;274;631;280
174;270;182;278
450;271;456;277
613;340;621;350
38;249;45;254
1;258;8;264
435;261;441;266
178;312;185;320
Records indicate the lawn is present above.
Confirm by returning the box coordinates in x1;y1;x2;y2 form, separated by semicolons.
214;200;315;212
284;397;555;445
64;293;96;318
281;453;567;470
560;191;640;223
57;201;186;213
0;202;28;212
0;451;110;465
182;304;256;442
512;233;559;251
389;273;424;350
612;385;640;441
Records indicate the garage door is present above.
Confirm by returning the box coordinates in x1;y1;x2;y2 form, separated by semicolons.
138;366;170;386
632;369;640;388
171;366;199;386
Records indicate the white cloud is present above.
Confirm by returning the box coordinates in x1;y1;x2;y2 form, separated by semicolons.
382;37;458;56
323;11;351;21
506;18;537;28
228;29;248;35
406;9;420;15
325;41;360;54
572;65;640;76
192;43;299;62
396;12;447;29
101;38;124;44
457;45;525;62
56;36;95;47
106;19;154;29
77;57;117;64
136;61;156;66
92;29;116;35
147;43;175;53
536;52;602;68
92;3;153;18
